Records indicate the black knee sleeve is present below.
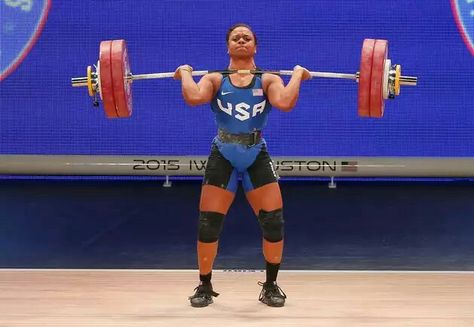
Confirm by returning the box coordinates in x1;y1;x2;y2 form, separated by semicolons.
198;211;225;243
257;208;284;242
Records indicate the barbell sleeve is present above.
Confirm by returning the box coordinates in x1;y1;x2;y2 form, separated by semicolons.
397;76;417;86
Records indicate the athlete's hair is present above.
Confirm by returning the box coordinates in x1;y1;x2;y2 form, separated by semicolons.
226;23;257;45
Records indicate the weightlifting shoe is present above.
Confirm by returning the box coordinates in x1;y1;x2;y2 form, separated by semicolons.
258;281;287;307
188;283;219;307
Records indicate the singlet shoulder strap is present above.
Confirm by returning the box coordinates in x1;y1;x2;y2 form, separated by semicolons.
221;68;231;78
254;67;264;76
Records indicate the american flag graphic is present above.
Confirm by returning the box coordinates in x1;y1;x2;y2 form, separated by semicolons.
341;161;358;172
252;88;263;96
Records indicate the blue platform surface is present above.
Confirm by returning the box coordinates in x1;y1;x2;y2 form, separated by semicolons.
1;179;473;270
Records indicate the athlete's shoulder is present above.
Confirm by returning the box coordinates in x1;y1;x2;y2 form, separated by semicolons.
262;73;283;92
203;72;223;84
261;72;282;82
202;72;224;96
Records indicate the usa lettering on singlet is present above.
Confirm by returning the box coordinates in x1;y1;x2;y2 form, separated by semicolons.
211;74;272;134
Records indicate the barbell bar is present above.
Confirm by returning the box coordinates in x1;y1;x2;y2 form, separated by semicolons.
72;69;417;85
71;39;417;118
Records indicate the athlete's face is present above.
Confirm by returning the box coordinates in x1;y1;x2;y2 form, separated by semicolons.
227;27;256;58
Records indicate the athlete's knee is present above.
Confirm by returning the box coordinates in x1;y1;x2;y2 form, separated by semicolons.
257;208;284;242
198;211;225;243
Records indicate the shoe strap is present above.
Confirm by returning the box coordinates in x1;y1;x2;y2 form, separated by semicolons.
196;284;220;297
258;281;287;298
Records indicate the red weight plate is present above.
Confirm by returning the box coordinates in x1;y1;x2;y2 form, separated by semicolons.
99;40;119;118
111;39;133;118
357;39;375;117
369;39;388;118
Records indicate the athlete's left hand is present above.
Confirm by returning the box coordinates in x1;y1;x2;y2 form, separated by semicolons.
293;65;311;81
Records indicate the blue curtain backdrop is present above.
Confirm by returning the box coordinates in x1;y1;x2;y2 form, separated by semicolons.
1;0;473;157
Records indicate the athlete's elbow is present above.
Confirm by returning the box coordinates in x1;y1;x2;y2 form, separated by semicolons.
184;98;201;107
275;94;298;111
183;94;205;106
276;100;297;112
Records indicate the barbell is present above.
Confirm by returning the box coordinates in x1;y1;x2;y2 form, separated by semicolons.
71;39;417;119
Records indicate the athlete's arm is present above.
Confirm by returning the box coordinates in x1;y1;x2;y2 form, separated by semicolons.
174;65;221;106
263;65;311;112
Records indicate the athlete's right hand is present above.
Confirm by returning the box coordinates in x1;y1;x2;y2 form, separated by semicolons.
173;64;193;80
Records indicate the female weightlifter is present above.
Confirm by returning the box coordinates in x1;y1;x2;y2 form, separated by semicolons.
174;23;310;307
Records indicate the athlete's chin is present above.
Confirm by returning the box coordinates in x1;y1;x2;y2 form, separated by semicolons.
230;53;254;60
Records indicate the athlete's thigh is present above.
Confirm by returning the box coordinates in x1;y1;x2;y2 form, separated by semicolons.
200;144;238;214
243;145;282;215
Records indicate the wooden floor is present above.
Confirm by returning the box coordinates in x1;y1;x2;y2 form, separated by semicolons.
0;269;473;326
